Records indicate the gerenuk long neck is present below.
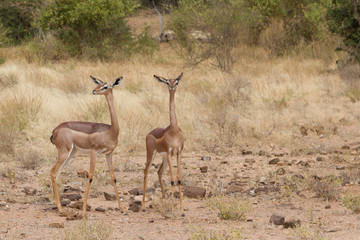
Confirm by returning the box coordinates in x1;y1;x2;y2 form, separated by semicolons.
105;90;119;137
169;90;178;131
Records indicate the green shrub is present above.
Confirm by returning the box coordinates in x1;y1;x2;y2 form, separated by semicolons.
208;196;251;221
168;0;257;71
40;0;141;60
342;193;360;213
0;0;45;45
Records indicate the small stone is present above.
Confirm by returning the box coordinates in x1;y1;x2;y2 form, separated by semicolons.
226;185;243;193
242;150;252;155
138;188;155;195
325;205;331;209
69;201;91;211
0;201;6;207
95;207;106;212
341;145;350;150
128;201;141;212
316;156;324;162
38;197;50;203
269;158;280;165
201;156;211;161
128;188;140;196
220;160;229;164
134;195;147;203
283;219;301;228
63;186;82;193
200;166;208;173
23;186;37;196
300;126;308;136
259;177;267;184
77;168;89;178
269;214;285;225
336;165;345;170
103;192;116;201
61;199;71;206
184;186;206;199
49;222;64;228
297;160;310;167
60;192;82;201
276;168;285;175
245;158;255;164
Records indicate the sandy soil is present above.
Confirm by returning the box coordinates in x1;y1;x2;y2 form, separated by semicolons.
1;124;360;240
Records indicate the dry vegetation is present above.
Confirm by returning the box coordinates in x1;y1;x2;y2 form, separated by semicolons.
1;11;360;240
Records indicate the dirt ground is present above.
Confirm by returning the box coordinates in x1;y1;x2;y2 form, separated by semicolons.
1;123;360;240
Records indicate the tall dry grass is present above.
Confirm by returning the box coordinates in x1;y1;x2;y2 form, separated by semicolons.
0;42;357;162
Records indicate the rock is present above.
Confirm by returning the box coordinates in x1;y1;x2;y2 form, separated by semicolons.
69;201;91;211
312;125;324;135
23;186;37;196
128;201;141;212
336;165;345;170
184;186;206;199
61;199;71;206
316;156;324;161
341;145;350;150
95;207;106;212
139;188;155;195
134;195;147;203
276;168;285;175
269;214;285;225
357;179;360;185
63;186;82;193
259;177;267;184
283;219;301;228
226;185;243;193
269;158;280;165
103;192;116;201
38;197;50;203
325;205;331;209
60;192;82;201
77;168;89;178
200;166;208;173
201;156;211;161
245;158;255;164
242;150;252;155
49;222;64;228
128;188;140;196
220;160;229;164
174;191;180;198
300;125;308;136
0;201;7;207
297;160;310;167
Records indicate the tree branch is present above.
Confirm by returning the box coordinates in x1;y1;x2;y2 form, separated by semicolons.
354;0;360;25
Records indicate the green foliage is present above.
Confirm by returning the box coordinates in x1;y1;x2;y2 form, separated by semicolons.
326;0;360;63
40;0;142;59
168;0;256;71
342;193;360;213
0;0;44;45
208;196;251;221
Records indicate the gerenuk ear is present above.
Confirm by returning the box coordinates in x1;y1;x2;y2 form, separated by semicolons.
110;77;123;88
176;72;183;81
90;75;104;85
154;75;168;85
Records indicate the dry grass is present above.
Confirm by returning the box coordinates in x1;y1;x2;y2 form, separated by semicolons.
191;227;242;240
0;40;355;159
289;225;327;240
342;193;360;214
208;196;251;221
61;220;112;240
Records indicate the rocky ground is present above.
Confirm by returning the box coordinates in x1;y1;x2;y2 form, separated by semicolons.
1;124;360;240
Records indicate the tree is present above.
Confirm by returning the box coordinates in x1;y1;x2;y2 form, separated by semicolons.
327;0;360;63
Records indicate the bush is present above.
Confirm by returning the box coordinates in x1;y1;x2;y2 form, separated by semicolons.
326;0;360;63
40;0;143;60
62;220;112;240
168;0;257;71
342;193;360;213
208;196;251;221
0;0;45;45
